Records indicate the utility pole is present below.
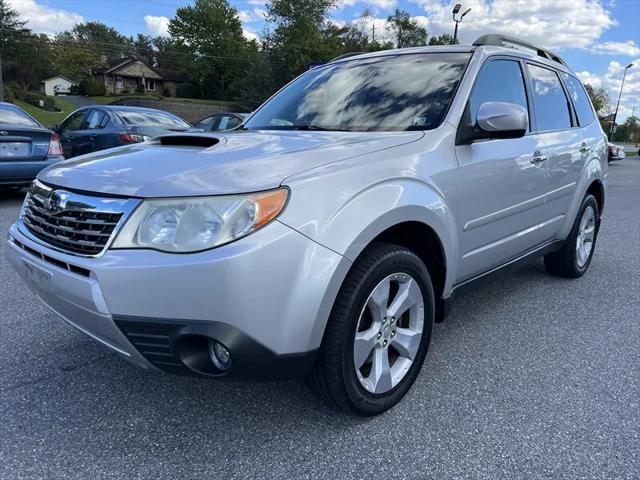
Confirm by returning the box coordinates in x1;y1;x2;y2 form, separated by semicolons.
610;62;634;139
452;4;471;44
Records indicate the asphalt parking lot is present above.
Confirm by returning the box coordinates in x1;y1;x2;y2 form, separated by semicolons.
1;158;638;480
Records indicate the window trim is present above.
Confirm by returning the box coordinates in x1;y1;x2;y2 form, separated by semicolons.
524;61;577;133
456;55;535;144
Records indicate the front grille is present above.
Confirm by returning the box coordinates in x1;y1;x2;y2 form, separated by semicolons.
21;182;132;256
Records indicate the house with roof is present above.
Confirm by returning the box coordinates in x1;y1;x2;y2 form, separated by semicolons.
41;76;77;96
92;57;188;97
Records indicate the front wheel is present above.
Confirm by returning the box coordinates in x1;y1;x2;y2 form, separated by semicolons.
544;194;600;278
308;242;434;416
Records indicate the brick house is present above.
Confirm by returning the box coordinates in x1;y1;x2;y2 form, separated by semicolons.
93;57;188;97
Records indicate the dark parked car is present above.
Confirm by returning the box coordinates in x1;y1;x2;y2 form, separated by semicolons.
51;106;191;158
0;102;64;189
192;112;246;131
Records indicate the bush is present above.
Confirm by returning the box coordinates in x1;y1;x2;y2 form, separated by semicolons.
176;82;198;99
22;91;60;112
87;80;106;96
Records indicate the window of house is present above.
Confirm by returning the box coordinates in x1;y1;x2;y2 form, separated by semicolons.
116;76;123;90
145;79;156;91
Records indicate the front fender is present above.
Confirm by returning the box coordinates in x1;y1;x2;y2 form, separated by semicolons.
279;178;458;295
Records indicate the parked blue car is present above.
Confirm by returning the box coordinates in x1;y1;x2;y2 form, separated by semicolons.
0;102;64;189
50;106;191;159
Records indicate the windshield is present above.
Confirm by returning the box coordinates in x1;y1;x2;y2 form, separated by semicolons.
0;105;40;127
115;110;190;128
244;53;470;132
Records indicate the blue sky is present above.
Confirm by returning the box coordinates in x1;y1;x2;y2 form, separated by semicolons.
12;0;640;120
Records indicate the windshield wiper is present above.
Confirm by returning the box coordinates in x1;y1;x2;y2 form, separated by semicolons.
291;125;354;132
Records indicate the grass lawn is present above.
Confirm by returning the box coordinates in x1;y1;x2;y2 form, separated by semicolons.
15;98;76;127
89;95;239;108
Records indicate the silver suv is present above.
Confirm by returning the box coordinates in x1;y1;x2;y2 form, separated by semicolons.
7;35;607;415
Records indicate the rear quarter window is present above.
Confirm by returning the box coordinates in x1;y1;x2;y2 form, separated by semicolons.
562;74;596;126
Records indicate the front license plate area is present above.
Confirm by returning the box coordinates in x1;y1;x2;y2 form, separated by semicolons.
23;259;53;292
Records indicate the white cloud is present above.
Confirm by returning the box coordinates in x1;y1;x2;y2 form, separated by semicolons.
592;41;640;57
340;0;397;9
9;0;84;35
243;29;259;42
239;10;255;23
246;0;267;5
577;60;640;122
412;0;616;49
144;15;170;36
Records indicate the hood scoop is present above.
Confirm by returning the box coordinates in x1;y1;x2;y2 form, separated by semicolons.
157;135;221;148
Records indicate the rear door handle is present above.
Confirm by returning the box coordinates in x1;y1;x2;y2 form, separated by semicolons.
530;152;548;165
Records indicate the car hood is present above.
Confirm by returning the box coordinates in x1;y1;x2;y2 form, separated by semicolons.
38;130;423;197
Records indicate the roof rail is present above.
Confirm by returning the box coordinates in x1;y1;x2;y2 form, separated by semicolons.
330;52;367;62
473;34;567;67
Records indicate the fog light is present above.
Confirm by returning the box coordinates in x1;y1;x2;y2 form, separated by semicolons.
208;340;232;371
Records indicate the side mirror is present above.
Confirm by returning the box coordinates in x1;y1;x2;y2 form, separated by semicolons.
476;102;528;139
48;124;59;133
456;101;528;145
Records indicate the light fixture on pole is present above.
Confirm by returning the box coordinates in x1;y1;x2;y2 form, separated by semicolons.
610;63;634;138
452;4;471;44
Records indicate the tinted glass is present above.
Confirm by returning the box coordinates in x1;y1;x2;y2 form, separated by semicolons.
61;111;87;132
469;60;529;129
85;110;107;130
527;64;572;131
115;110;190;128
0;105;39;127
245;53;471;131
562;73;595;126
194;116;216;129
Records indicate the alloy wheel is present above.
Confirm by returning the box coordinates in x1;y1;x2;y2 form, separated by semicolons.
353;273;424;394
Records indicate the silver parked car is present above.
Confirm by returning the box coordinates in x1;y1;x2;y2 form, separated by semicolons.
7;35;607;415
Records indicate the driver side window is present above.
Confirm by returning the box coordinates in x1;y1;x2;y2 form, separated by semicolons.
469;59;530;131
61;111;86;132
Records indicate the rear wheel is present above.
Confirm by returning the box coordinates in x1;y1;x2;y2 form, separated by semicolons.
544;194;599;278
309;242;434;416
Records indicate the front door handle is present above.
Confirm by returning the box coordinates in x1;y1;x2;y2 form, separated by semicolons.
579;143;591;153
530;153;548;165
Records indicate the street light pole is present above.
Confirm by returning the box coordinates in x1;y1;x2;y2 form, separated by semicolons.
610;63;634;139
452;4;471;44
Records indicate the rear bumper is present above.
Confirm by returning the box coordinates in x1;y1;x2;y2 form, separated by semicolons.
0;157;64;185
6;219;349;379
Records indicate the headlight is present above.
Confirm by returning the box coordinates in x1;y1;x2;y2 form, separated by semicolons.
111;188;288;253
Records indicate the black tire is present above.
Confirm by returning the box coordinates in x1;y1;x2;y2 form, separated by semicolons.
308;241;435;416
544;194;600;278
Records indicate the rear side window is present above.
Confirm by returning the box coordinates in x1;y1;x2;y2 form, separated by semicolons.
0;105;40;127
468;60;529;130
526;64;572;131
114;110;190;128
84;110;107;130
562;74;595;126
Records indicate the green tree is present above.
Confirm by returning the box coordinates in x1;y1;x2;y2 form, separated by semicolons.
428;34;457;45
133;34;155;66
169;0;250;99
153;36;191;71
386;9;427;48
264;0;338;86
70;21;132;59
584;83;611;117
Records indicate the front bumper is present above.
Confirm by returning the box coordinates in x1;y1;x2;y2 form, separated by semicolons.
6;220;350;379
